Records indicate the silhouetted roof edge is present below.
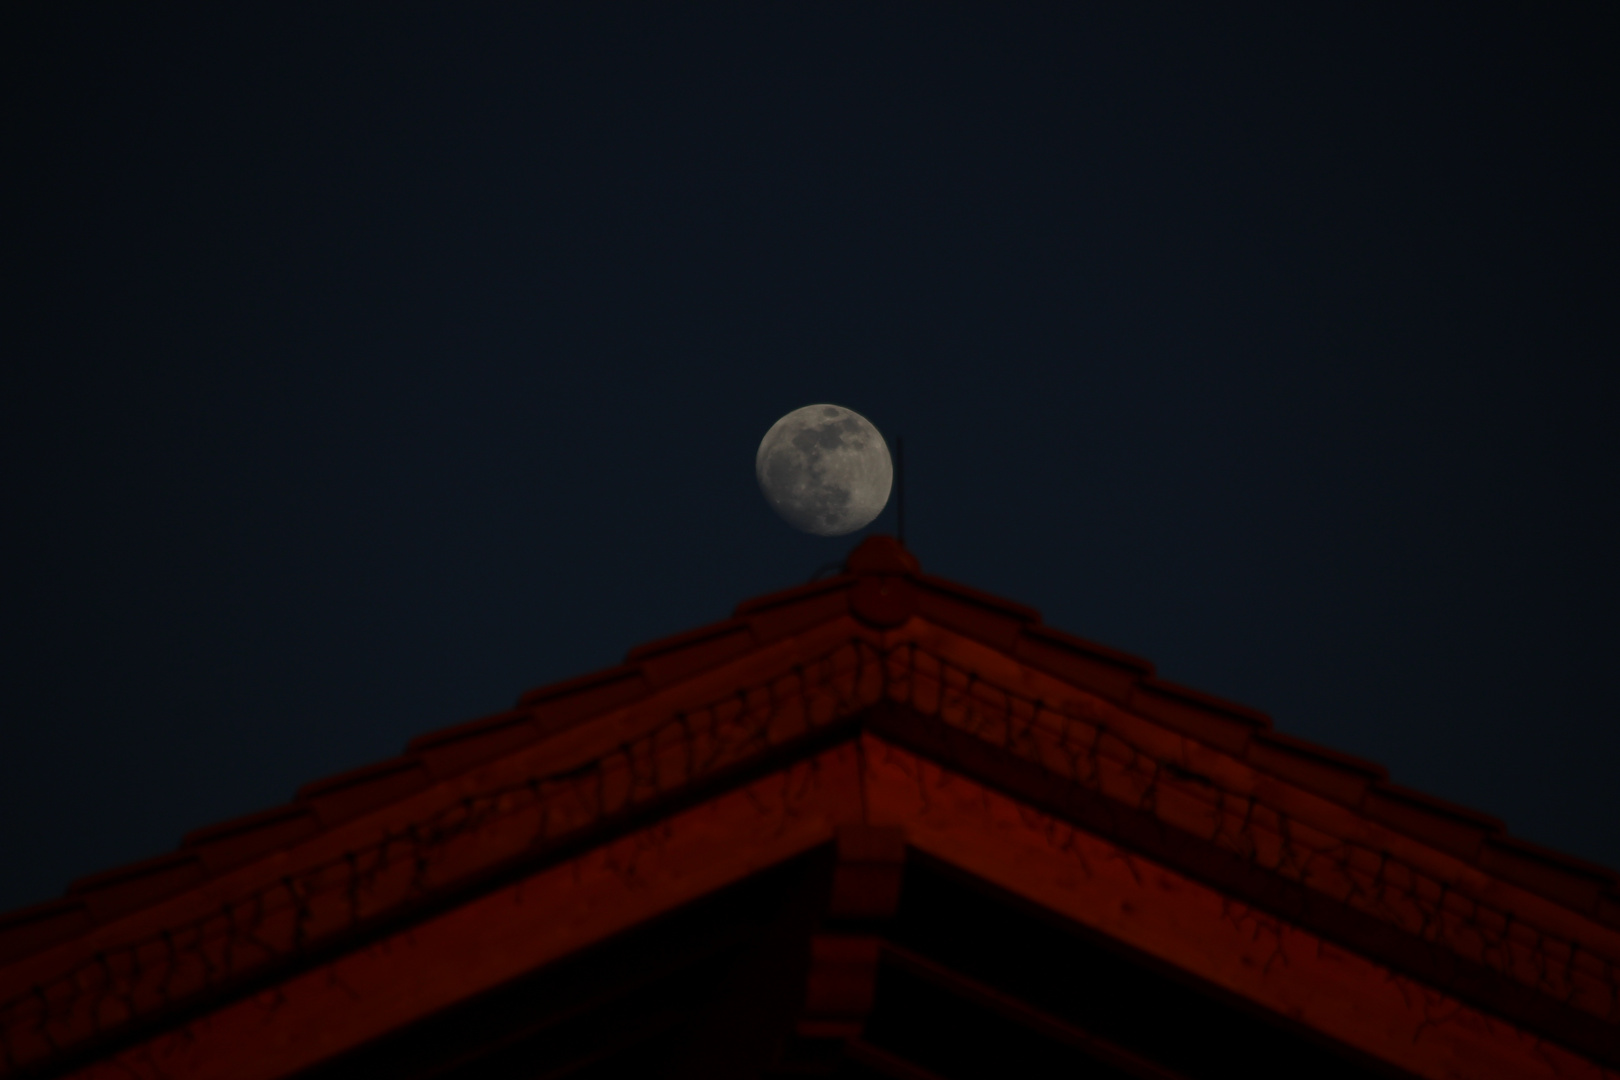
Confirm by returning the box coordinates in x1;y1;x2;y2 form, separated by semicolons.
2;534;1615;968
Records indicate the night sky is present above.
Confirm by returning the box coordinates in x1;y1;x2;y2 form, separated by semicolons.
3;6;1617;914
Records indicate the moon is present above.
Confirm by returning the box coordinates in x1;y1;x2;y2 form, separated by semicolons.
756;404;893;536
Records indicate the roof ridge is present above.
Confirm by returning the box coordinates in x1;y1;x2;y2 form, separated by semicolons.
2;537;1615;991
3;624;1618;1076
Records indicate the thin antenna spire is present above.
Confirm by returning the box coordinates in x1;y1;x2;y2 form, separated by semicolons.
896;436;906;548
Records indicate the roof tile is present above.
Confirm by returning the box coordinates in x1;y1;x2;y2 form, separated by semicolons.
1599;891;1620;931
625;620;757;687
1129;678;1271;755
65;852;208;923
297;757;434;826
1016;624;1153;705
0;900;90;965
1246;730;1388;807
1363;783;1506;862
732;575;850;617
514;666;649;736
1479;835;1617;916
740;582;853;643
916;574;1040;622
181;804;321;871
409;709;542;779
914;575;1037;652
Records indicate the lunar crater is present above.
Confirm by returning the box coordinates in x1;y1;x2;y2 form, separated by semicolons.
756;404;892;536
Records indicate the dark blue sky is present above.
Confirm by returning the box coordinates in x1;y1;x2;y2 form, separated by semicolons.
3;6;1616;913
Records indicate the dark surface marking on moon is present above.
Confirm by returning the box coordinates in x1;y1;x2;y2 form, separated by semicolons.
756;404;891;536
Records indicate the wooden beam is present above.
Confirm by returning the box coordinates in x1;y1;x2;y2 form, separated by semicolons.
879;942;1189;1080
859;734;1616;1080
54;733;1619;1080
843;1038;950;1080
65;744;868;1080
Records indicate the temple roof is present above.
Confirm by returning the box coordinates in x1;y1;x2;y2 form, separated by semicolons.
2;535;1616;1079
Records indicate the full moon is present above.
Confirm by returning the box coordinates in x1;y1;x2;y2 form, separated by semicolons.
756;404;892;536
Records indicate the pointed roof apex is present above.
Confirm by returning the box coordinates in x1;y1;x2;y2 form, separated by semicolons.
3;536;1619;1078
844;533;919;575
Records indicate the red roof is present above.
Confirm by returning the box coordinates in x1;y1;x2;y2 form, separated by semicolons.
1;535;1616;1079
